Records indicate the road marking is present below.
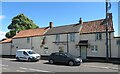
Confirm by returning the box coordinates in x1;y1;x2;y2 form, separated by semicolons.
2;68;7;70
0;64;8;67
16;70;26;72
83;65;118;70
19;67;50;72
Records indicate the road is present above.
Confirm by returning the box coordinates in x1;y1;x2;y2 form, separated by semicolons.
0;58;119;73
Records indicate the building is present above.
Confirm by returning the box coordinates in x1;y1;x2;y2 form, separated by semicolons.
0;38;12;55
1;13;119;60
43;13;119;59
11;27;49;55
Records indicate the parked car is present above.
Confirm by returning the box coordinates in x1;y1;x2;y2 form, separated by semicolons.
48;52;82;66
16;49;40;61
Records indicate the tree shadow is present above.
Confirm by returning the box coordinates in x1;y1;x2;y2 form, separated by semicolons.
43;61;79;67
9;59;39;63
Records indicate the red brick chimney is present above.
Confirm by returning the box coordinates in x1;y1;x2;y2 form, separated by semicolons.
107;13;113;27
107;13;112;19
49;22;53;28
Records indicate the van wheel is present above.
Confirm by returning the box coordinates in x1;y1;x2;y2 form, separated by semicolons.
49;59;54;64
68;61;74;66
28;58;31;62
16;57;20;60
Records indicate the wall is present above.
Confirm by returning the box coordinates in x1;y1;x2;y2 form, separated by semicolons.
1;43;12;55
12;36;45;55
111;37;120;58
32;36;44;55
0;43;2;55
44;33;80;56
80;32;119;58
12;38;31;55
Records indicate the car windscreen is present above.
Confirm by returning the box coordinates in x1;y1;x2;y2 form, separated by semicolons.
27;51;36;54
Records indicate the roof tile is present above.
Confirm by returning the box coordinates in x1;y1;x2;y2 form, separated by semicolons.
13;27;49;38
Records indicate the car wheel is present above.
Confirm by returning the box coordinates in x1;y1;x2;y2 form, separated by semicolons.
28;58;31;62
49;59;54;64
68;61;74;66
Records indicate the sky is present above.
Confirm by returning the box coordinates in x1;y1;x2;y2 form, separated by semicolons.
0;2;119;40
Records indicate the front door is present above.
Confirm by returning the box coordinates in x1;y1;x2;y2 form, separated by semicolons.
80;46;87;59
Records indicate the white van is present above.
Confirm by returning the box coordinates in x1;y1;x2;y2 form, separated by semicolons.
16;49;40;61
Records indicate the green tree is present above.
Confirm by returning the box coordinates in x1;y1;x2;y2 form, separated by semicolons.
6;13;39;38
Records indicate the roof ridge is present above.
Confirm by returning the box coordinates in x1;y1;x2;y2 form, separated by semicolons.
19;27;48;32
83;18;105;23
49;19;105;28
51;23;79;28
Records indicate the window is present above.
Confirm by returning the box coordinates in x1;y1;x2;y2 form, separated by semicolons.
95;33;102;40
27;37;30;43
56;34;60;42
70;33;75;42
23;51;28;56
59;53;65;57
91;45;98;52
44;47;48;54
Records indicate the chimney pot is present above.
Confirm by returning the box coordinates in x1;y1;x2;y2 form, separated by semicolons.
79;18;83;24
49;22;53;28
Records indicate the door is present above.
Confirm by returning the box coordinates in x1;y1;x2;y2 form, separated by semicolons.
58;53;67;63
20;51;29;60
81;46;87;59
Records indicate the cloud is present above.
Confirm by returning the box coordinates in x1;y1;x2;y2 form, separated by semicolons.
0;31;6;40
0;15;5;20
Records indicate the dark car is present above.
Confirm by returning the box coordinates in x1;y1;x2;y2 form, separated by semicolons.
48;52;82;66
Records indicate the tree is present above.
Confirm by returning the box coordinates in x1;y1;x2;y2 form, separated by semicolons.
6;13;39;38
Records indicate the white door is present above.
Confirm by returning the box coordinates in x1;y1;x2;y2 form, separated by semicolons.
81;46;87;59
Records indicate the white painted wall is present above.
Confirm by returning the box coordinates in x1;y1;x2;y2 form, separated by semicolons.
111;38;119;58
11;32;119;58
44;33;80;56
12;38;31;55
80;32;119;58
1;43;12;55
12;36;45;55
0;44;2;55
32;36;44;55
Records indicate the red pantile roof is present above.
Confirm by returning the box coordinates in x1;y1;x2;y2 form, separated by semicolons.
0;38;12;44
13;27;49;39
80;19;114;34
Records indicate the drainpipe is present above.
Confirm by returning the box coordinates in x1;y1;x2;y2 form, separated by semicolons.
31;37;32;50
67;33;69;53
10;42;12;55
109;32;111;59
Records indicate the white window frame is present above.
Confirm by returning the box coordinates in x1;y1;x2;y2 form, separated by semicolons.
91;45;98;52
27;37;30;43
56;34;60;42
95;33;102;40
70;33;75;42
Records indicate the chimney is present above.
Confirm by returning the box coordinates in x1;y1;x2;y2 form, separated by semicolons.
49;22;53;28
79;18;83;24
107;13;112;19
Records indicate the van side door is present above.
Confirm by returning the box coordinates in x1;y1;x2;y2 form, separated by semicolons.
21;51;29;60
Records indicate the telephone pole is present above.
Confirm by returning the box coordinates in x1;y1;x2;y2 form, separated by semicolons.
105;0;109;62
